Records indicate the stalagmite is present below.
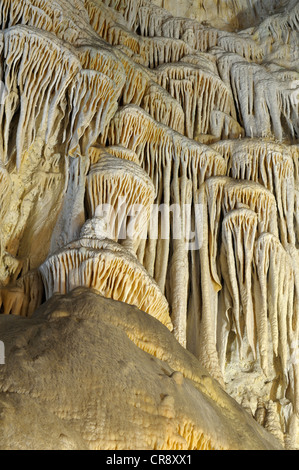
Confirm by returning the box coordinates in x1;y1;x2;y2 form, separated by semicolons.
264;401;285;445
39;218;172;331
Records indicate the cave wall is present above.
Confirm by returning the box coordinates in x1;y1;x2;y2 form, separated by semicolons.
0;0;298;449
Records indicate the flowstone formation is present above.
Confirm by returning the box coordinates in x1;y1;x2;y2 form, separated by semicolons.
0;0;298;450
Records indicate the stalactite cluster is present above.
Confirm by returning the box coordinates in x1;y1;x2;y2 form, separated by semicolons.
0;0;298;450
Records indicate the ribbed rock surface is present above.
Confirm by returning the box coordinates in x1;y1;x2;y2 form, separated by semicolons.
0;288;283;450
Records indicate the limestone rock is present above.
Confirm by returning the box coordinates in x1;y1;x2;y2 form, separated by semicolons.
0;288;283;450
0;0;298;450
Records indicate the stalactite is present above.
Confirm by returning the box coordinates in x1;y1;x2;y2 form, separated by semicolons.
218;215;297;418
77;44;125;92
84;0;127;42
192;177;280;382
169;158;193;347
108;106;227;239
113;49;150;106
0;0;97;43
108;105;227;181
0;26;77;166
219;208;258;365
107;105;227;348
50;155;90;253
179;52;219;74
0;270;43;316
0;26;124;168
291;145;299;184
233;151;294;247
156;62;236;140
215;50;299;141
141;82;185;134
89;144;140;165
147;37;194;69
213;139;296;247
253;235;297;411
217;31;264;62
40;218;173;331
222;180;279;237
0;162;10;220
0;162;11;257
86;155;155;245
253;1;299;45
194;179;227;385
66;69;119;157
0;0;298;451
161;17;218;52
137;3;171;37
86;0;171;39
208;110;244;143
264;401;285;445
100;0;144;31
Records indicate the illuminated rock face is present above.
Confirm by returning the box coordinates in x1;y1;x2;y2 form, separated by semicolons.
0;0;298;450
0;288;283;450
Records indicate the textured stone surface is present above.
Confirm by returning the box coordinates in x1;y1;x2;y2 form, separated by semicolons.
0;288;283;450
0;0;298;450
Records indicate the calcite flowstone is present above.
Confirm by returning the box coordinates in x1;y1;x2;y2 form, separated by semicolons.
0;0;298;450
0;288;282;450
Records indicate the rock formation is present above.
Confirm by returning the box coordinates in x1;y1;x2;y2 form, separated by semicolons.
0;0;298;450
0;287;283;450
